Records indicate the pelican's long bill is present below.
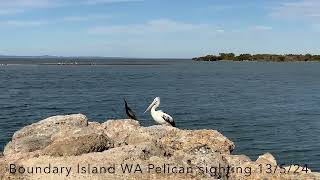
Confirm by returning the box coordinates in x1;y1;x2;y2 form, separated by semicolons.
144;100;156;114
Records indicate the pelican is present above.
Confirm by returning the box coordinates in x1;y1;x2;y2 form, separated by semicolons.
144;97;175;127
124;98;138;120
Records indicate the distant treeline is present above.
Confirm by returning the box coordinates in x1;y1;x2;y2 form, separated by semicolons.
192;53;320;62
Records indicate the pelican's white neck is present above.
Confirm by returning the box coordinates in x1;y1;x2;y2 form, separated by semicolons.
151;102;159;112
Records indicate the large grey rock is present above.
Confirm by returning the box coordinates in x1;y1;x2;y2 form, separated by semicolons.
156;128;235;155
4;114;88;158
43;133;114;156
1;114;319;180
12;114;88;140
102;119;140;146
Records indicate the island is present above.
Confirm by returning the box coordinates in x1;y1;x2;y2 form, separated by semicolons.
0;114;319;179
192;53;320;62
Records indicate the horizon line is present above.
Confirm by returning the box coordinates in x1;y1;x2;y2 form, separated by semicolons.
0;55;191;60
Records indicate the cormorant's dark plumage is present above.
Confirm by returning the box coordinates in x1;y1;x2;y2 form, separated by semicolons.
124;98;138;120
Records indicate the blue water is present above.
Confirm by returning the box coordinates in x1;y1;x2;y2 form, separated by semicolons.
0;59;319;171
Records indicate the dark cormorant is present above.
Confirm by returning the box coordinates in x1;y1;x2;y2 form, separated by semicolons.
124;98;138;120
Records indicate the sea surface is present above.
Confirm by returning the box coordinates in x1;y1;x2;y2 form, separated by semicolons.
0;58;319;171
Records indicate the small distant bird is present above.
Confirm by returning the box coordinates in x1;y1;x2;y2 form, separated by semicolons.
144;97;175;127
124;98;138;120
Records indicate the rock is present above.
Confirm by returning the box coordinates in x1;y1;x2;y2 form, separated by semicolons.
157;129;235;155
255;153;277;166
1;114;319;179
0;157;5;179
43;133;114;156
102;119;140;146
4;114;88;158
13;114;88;140
225;154;252;166
0;152;6;177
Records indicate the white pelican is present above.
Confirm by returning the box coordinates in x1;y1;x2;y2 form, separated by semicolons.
144;97;175;127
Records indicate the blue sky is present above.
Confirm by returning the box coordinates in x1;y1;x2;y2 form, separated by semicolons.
0;0;319;58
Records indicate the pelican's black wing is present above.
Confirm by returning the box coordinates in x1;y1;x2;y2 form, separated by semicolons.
162;114;175;127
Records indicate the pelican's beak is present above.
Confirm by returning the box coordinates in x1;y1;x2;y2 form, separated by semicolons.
144;101;155;114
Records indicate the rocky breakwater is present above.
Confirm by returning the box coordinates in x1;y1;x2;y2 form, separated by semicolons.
0;114;319;179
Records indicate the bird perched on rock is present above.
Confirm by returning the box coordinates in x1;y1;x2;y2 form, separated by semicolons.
144;97;175;127
123;98;138;120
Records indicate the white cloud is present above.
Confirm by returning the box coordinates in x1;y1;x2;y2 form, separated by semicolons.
269;0;320;31
216;29;225;33
88;19;217;34
62;14;111;22
250;25;273;31
208;5;231;11
0;0;141;9
0;20;49;27
312;24;320;31
0;13;112;28
0;0;142;15
270;0;320;21
81;0;143;5
0;0;63;9
208;2;270;12
0;9;24;15
0;0;65;16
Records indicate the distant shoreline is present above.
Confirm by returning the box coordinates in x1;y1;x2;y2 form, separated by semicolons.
0;58;180;66
0;56;189;66
193;53;320;62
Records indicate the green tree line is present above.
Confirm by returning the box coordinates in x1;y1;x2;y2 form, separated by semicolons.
192;53;320;62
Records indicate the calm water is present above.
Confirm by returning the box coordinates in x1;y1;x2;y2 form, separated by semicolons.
0;59;319;171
